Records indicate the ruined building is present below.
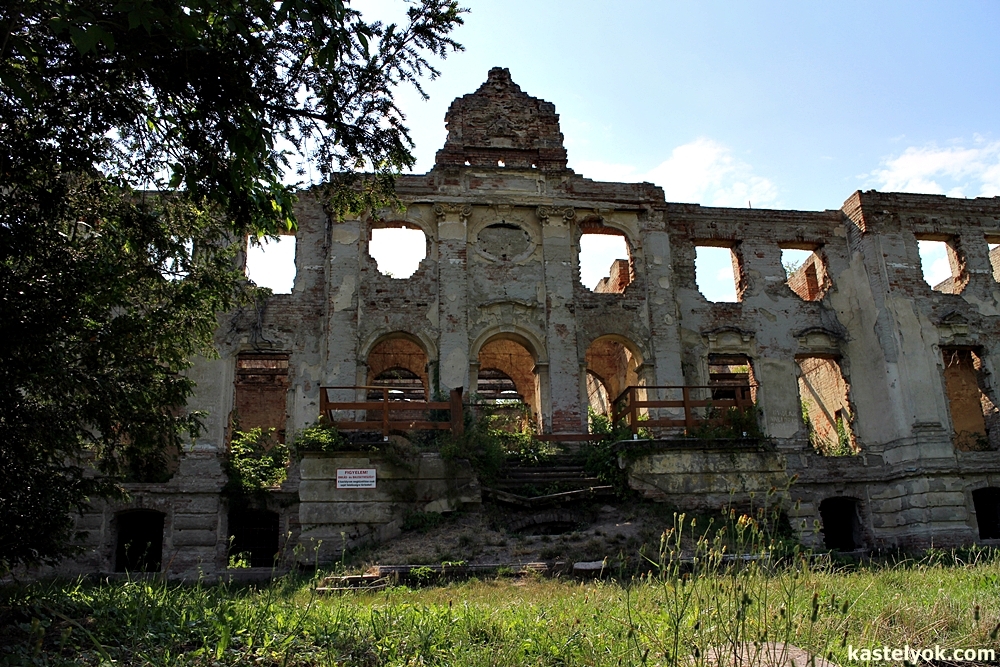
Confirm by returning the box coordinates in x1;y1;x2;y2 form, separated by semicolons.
60;68;1000;578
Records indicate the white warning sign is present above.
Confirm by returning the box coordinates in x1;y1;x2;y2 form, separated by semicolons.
336;468;377;489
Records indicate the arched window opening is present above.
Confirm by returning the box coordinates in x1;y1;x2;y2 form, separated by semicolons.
114;510;164;573
368;226;427;279
228;509;280;568
579;228;632;293
972;488;1000;539
819;497;862;551
245;235;296;294
366;337;429;400
368;367;425;402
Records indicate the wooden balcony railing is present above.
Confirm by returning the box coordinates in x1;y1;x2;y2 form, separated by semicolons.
320;386;464;439
612;385;755;437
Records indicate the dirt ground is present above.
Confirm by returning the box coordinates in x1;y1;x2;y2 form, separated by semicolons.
355;499;685;570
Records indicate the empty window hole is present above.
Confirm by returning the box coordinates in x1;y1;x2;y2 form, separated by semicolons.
695;246;739;302
917;239;958;292
369;227;426;279
989;243;1000;282
580;233;631;292
228;509;280;567
246;235;296;294
782;248;825;301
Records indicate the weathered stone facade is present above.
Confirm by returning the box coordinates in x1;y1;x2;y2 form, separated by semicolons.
58;67;1000;578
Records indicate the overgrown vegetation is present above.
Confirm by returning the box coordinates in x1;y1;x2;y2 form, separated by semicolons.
222;428;290;509
803;402;859;457
2;516;998;666
0;0;465;570
688;402;766;440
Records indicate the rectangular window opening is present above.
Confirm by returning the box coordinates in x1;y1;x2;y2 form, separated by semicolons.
916;237;962;293
246;235;296;294
781;247;826;301
695;245;740;302
580;231;632;293
708;354;757;403
941;348;996;451
234;353;290;443
797;356;859;456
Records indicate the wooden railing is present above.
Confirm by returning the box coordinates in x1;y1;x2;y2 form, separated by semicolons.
320;386;464;439
612;385;755;437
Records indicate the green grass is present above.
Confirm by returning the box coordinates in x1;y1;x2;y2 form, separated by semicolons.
2;519;999;666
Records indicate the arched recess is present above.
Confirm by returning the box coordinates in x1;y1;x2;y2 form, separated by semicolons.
364;333;430;399
584;335;645;409
474;331;544;423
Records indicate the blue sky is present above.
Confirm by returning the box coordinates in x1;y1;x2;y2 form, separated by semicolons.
249;1;1000;297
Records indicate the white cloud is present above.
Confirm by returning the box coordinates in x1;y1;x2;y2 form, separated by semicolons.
872;140;1000;197
574;138;778;207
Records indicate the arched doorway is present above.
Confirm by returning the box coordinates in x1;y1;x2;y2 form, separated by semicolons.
366;336;429;399
477;337;540;422
585;336;642;412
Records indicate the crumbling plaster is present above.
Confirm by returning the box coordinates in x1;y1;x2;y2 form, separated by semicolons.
53;68;1000;579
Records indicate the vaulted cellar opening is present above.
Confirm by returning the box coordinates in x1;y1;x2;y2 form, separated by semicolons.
228;509;280;568
972;487;1000;540
818;497;862;551
114;510;165;573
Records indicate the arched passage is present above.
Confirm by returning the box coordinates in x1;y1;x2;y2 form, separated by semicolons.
585;335;643;409
366;335;429;399
477;336;540;419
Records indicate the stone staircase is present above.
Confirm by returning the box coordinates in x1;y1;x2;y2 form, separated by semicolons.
485;454;614;507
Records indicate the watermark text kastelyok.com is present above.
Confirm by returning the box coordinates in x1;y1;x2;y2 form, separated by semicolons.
847;645;995;663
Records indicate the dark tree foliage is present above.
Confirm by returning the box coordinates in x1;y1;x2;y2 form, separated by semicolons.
0;0;463;571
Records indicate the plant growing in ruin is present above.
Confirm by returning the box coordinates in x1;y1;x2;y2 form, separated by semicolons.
0;0;465;568
222;428;290;508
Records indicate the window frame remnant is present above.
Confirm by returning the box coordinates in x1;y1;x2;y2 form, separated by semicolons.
941;347;998;451
234;353;290;443
796;354;858;456
781;245;829;302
